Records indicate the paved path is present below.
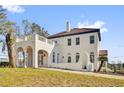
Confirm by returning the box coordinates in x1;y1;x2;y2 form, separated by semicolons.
39;67;124;80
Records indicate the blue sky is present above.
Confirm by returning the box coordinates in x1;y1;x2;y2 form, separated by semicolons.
1;5;124;63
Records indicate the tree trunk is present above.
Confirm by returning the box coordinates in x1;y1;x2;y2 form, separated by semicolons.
97;60;104;72
6;33;16;68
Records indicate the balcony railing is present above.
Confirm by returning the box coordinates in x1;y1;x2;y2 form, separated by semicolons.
16;35;34;42
47;40;53;45
27;35;33;40
38;36;46;42
16;34;54;45
38;35;54;45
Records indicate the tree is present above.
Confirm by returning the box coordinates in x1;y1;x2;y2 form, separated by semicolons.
31;22;49;37
122;63;124;69
110;62;113;70
0;6;17;68
22;19;49;37
97;56;108;72
22;19;32;35
15;26;21;37
31;22;41;34
113;64;117;73
117;61;122;70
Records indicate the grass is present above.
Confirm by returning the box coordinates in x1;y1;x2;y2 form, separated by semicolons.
0;68;124;87
117;69;124;72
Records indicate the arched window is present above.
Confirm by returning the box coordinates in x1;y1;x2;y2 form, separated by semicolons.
57;53;59;63
76;53;80;63
68;56;71;63
53;52;55;63
90;52;94;63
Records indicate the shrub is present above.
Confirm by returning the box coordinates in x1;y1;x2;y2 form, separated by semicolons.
0;62;10;67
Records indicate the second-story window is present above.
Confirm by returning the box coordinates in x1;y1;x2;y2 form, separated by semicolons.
76;37;80;45
90;35;95;44
67;38;71;46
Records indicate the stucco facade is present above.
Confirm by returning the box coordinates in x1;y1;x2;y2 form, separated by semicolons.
15;27;101;71
49;32;100;71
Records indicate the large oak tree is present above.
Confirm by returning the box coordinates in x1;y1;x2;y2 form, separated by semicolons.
0;6;17;67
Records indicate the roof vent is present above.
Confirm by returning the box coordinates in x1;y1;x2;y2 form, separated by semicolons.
66;21;70;32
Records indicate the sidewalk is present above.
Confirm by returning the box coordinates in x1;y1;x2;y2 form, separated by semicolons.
39;67;124;80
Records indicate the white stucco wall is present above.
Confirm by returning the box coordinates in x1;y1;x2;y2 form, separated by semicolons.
15;32;100;72
48;32;100;71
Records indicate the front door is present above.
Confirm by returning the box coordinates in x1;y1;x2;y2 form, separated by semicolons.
26;53;33;67
38;54;43;67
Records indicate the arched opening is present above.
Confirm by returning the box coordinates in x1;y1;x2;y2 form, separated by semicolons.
17;47;24;67
38;50;48;67
26;46;33;67
76;53;80;63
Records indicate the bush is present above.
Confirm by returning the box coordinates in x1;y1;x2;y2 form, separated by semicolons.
0;62;10;67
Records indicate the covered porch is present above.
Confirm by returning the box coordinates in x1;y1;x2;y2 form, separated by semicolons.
15;34;54;68
16;46;49;68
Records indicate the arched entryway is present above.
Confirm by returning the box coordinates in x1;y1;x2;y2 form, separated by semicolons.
17;47;25;67
38;50;48;67
26;46;33;67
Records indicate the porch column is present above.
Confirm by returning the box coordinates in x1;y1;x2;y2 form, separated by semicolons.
33;34;38;68
34;49;38;68
23;49;27;68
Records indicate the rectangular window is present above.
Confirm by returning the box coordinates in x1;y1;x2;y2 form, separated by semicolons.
76;37;80;45
90;35;95;44
53;52;55;63
67;38;71;46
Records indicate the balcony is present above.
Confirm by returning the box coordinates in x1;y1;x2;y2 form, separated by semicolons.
38;35;54;45
16;34;34;42
16;34;54;45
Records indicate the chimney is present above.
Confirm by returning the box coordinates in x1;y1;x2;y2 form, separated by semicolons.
66;21;70;32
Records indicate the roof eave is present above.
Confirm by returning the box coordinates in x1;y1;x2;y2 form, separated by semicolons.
48;30;101;42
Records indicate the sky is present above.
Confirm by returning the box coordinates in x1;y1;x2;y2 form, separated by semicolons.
0;5;124;63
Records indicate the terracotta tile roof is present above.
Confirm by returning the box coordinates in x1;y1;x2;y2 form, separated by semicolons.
99;50;108;56
48;28;101;41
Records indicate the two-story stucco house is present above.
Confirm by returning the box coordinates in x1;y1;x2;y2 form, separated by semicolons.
15;22;101;71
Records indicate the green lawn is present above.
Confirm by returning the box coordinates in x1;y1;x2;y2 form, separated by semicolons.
0;68;124;87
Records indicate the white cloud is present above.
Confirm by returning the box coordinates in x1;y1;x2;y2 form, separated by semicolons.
77;20;108;33
2;5;25;13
